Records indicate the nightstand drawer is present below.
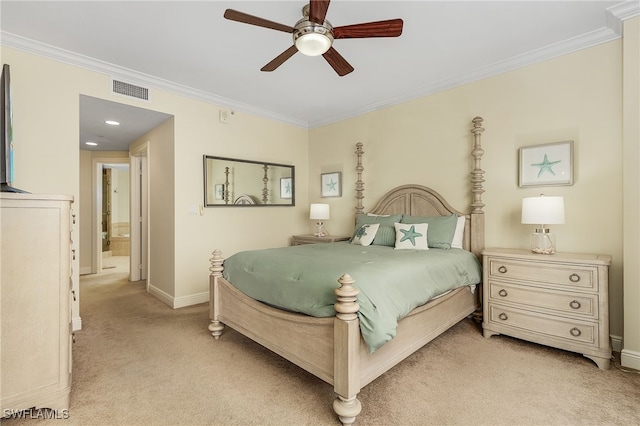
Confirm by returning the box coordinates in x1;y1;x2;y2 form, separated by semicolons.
487;258;597;291
488;281;598;319
487;304;598;346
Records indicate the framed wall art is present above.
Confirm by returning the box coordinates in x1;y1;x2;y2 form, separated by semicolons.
280;177;292;199
519;141;574;187
321;172;342;198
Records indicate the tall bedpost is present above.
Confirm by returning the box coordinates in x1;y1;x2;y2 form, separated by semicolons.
208;249;225;339
333;273;362;426
355;143;364;215
470;117;485;259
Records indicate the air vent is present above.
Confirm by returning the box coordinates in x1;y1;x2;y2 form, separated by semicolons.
111;79;149;101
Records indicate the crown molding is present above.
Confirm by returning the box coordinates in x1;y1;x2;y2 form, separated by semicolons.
0;32;309;129
307;24;622;128
608;0;640;21
2;0;636;130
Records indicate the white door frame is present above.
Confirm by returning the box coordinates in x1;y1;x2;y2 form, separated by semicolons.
130;142;149;283
91;156;129;275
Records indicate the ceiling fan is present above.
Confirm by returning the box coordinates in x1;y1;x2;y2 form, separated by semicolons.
224;0;403;77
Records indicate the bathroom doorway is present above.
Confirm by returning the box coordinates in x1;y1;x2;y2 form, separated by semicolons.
102;163;130;268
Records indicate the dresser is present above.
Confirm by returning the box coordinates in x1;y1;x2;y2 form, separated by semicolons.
482;248;612;369
291;234;350;245
1;193;74;414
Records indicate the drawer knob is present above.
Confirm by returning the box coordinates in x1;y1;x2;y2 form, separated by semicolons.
498;266;508;274
498;312;508;321
570;327;582;337
569;273;581;283
498;289;508;297
569;300;581;309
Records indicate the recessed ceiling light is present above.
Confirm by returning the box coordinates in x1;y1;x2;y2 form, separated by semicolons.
105;120;120;126
85;142;98;146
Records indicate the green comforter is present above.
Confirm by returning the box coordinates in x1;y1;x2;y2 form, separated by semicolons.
222;242;481;352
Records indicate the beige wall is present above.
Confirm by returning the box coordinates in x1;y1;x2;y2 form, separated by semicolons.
130;118;176;300
310;39;632;357
622;16;640;369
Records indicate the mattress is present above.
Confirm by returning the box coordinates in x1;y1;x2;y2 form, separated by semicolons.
222;242;482;352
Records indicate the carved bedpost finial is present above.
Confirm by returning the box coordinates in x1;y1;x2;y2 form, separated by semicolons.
210;249;224;277
355;143;364;215
335;274;360;321
470;117;485;214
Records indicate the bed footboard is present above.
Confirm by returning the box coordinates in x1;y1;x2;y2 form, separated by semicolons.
209;251;363;425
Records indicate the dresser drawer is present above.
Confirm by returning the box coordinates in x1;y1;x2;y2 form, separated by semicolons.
488;281;598;319
487;258;597;290
487;304;598;346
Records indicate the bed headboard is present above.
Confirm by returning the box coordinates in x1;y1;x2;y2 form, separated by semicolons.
354;117;485;258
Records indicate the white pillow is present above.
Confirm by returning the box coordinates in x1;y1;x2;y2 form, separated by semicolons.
394;223;429;250
451;215;466;249
351;223;380;246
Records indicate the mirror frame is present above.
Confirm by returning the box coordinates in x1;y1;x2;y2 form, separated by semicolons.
203;155;295;207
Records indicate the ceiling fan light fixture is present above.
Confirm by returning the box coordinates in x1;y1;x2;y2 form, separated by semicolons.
294;20;333;56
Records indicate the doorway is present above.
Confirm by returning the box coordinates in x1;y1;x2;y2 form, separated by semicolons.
101;163;130;270
80;95;171;279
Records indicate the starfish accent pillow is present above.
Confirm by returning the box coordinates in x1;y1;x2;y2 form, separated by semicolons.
351;223;380;246
394;222;429;250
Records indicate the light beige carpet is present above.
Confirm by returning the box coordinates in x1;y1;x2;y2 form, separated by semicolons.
4;256;639;425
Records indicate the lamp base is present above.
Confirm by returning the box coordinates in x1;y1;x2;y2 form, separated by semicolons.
531;228;556;254
314;221;326;237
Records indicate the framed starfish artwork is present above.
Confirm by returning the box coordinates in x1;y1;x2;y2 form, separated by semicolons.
519;141;573;187
321;172;342;197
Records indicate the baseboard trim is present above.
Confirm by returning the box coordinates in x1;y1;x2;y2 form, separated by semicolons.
173;292;209;309
147;285;209;309
72;317;82;331
620;348;640;370
148;285;174;308
611;334;623;352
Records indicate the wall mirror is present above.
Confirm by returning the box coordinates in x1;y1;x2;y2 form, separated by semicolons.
204;155;295;207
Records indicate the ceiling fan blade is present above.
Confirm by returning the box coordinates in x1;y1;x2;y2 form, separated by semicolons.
322;47;354;77
309;0;330;25
261;45;299;72
333;19;403;39
224;9;294;33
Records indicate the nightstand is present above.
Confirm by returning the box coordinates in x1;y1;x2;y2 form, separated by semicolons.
482;248;612;370
291;234;351;245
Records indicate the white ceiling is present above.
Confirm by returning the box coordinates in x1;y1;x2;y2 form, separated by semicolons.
1;1;638;151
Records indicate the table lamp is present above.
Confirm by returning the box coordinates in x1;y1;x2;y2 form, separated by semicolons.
521;195;565;254
310;203;330;237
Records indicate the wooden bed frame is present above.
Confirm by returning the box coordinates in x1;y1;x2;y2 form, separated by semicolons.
209;117;486;425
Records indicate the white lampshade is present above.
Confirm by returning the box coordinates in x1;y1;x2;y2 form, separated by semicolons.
310;203;330;220
521;195;565;225
295;32;332;56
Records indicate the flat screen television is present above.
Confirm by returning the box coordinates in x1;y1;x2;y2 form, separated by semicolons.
1;63;26;193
